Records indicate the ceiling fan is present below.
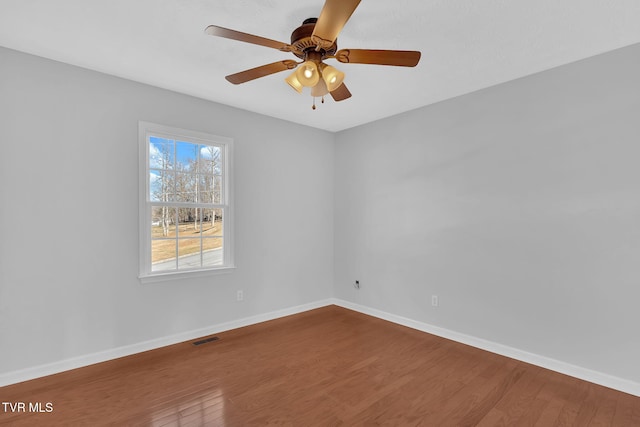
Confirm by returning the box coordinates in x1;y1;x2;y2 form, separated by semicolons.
205;0;421;109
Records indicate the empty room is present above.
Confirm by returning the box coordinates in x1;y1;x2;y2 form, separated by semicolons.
1;0;639;425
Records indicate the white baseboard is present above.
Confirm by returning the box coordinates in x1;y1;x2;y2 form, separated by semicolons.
331;298;640;398
0;299;334;387
3;298;639;398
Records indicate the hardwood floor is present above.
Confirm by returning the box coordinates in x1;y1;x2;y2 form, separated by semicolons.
1;305;639;426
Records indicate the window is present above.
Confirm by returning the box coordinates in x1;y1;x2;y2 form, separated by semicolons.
139;122;234;282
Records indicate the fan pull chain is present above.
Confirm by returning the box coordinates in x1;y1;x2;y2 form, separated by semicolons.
311;97;325;110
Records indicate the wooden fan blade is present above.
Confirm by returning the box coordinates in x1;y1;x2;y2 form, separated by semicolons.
205;25;292;52
335;49;421;67
330;83;352;102
225;60;298;85
311;0;361;49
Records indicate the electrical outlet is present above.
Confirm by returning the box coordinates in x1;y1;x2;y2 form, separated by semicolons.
431;295;439;307
237;290;244;301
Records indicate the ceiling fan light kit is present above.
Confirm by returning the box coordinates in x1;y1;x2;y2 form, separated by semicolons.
205;0;421;109
294;60;320;87
311;78;329;97
320;64;345;92
285;73;304;93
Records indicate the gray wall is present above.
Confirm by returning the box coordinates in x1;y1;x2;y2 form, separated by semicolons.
334;43;640;382
2;41;640;386
0;46;334;374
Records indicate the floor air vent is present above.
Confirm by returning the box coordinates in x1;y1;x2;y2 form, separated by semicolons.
192;336;219;346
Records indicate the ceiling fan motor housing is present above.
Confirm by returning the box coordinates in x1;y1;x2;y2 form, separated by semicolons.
290;18;337;60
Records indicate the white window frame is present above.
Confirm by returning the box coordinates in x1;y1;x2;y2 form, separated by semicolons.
138;121;235;283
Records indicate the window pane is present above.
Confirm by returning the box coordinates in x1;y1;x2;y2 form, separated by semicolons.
151;239;177;271
198;189;213;204
198;175;214;203
150;169;174;202
175;172;197;202
177;141;197;171
199;144;222;175
178;238;202;269
203;237;224;267
149;137;174;170
196;175;223;204
151;207;177;238
215;175;223;204
203;208;223;236
176;208;201;237
150;170;161;201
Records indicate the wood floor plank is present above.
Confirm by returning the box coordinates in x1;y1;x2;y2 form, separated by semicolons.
531;373;583;426
0;305;638;426
586;386;619;427
346;343;491;425
611;392;640;426
475;368;547;427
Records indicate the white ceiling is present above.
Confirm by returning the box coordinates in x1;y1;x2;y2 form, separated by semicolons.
1;0;640;132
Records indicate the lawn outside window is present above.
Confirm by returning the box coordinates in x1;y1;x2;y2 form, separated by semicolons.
138;122;234;282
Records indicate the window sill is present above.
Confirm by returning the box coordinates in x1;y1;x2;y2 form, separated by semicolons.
139;266;236;284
